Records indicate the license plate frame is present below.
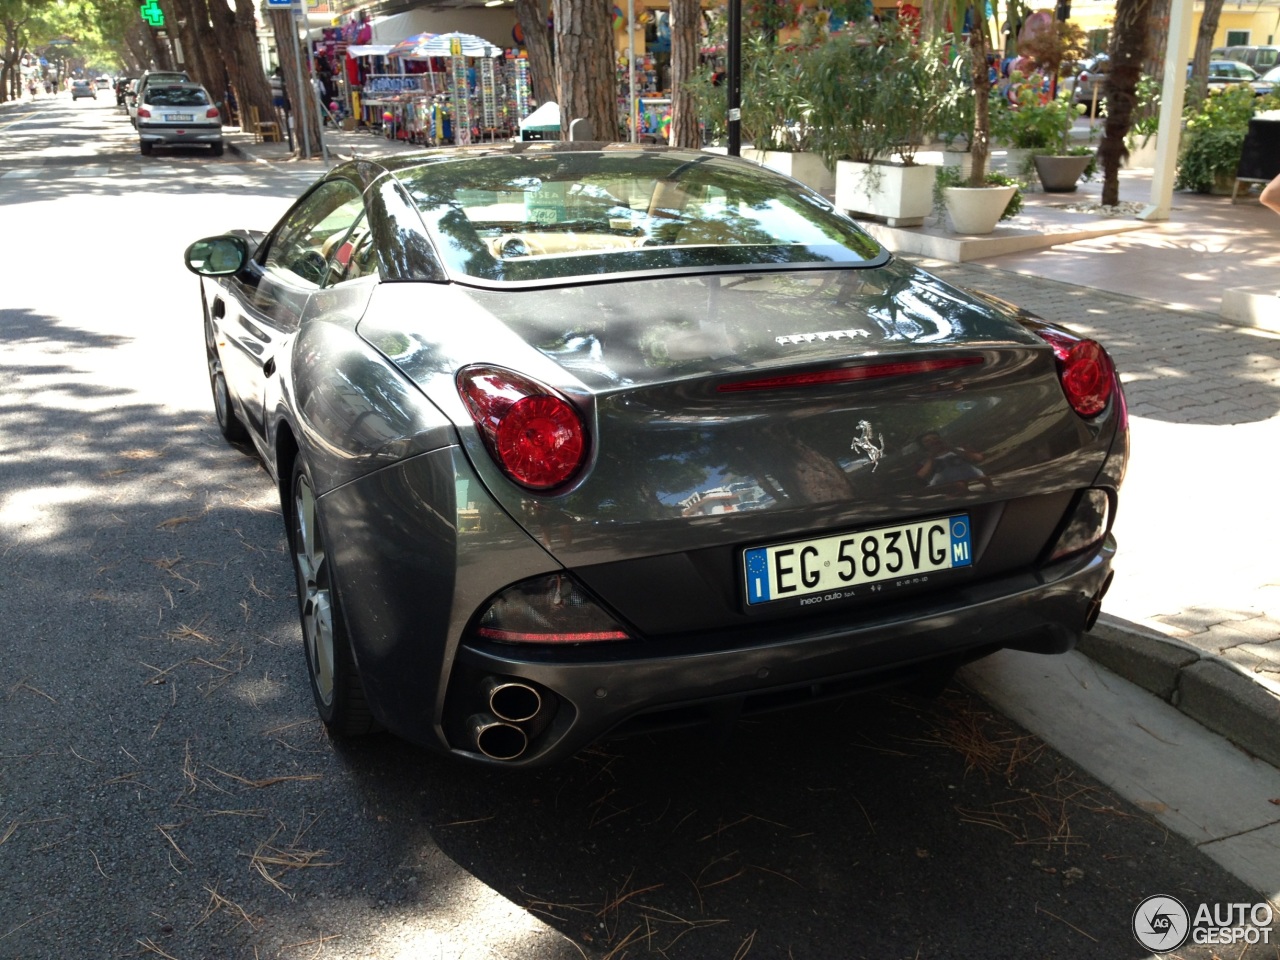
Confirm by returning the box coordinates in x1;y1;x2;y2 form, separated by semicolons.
167;113;195;122
743;514;973;606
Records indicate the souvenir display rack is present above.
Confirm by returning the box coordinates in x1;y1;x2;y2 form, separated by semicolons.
359;55;529;144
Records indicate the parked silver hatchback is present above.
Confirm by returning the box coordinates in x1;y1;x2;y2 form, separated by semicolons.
137;81;223;156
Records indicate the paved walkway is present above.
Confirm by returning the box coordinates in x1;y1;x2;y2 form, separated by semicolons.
226;125;1280;771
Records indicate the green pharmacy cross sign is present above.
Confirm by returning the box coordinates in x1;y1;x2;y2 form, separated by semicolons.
140;0;164;27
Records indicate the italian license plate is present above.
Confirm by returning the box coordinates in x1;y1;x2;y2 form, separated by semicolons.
167;113;194;122
743;515;972;605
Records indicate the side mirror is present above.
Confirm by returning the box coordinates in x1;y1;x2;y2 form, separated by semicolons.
184;236;248;276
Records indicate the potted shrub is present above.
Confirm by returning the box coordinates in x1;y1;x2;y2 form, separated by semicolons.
737;34;838;192
808;22;961;226
934;165;1024;234
992;76;1093;191
928;0;1015;231
691;26;839;193
1175;85;1264;195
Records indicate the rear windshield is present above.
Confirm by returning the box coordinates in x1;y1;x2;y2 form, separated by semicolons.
394;150;883;285
146;86;209;106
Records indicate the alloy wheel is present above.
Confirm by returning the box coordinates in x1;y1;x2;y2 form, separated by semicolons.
294;472;335;707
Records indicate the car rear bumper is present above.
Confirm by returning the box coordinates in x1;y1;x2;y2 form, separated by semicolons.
138;124;222;145
431;540;1116;767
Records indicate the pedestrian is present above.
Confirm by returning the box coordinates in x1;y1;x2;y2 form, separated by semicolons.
1261;174;1280;215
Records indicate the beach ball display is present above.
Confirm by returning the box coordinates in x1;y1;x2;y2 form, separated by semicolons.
612;5;624;30
383;111;394;123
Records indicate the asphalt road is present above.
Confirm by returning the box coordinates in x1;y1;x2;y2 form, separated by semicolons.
0;94;1272;959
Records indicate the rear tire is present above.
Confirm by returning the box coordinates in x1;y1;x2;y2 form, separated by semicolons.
210;141;224;157
290;456;377;735
139;140;153;155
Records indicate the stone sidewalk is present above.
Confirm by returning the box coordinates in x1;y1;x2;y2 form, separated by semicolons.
227;126;1280;770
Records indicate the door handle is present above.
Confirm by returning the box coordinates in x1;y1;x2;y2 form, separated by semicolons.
212;297;226;319
263;358;276;377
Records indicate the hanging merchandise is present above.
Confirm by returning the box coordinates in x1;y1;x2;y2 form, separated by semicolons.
480;58;498;131
513;58;531;122
450;54;472;146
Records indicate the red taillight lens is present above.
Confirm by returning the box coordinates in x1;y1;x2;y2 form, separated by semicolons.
457;366;587;490
137;107;151;118
1039;329;1114;418
1079;72;1090;83
206;106;219;119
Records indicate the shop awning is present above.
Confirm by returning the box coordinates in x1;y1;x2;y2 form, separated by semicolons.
400;31;502;59
519;101;560;131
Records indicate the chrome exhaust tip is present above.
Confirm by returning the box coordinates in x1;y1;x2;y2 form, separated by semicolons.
482;676;543;724
468;713;529;761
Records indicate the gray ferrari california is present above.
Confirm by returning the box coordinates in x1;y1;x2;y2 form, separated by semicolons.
184;141;1126;766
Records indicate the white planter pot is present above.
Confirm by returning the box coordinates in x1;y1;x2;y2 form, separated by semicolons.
834;160;938;227
943;185;1017;235
941;151;974;179
743;149;835;194
1124;134;1158;169
993;146;1035;178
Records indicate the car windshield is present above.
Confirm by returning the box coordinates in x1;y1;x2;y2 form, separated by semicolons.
395;149;883;285
147;85;209;106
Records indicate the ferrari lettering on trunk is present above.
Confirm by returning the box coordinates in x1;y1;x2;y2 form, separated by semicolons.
743;516;972;605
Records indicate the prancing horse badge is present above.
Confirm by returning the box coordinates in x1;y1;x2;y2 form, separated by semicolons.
851;420;885;471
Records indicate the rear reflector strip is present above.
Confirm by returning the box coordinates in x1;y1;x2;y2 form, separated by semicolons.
718;356;984;392
477;628;630;643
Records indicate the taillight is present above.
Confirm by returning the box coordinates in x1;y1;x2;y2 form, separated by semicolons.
1038;329;1114;418
137;107;150;119
475;575;630;644
457;365;587;490
1079;72;1090;83
206;106;219;119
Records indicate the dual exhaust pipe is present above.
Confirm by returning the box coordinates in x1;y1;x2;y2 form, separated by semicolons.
468;677;549;761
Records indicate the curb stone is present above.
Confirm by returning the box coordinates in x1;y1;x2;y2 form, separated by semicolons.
1082;615;1280;770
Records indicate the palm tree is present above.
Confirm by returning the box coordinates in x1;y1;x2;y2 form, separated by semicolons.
1097;0;1155;205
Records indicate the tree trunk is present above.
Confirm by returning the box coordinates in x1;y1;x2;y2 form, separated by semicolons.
1099;0;1154;205
271;9;322;157
1187;0;1223;109
1143;0;1169;82
968;25;991;186
148;25;175;70
553;0;617;140
206;0;275;131
667;0;700;147
184;0;228;111
514;0;557;107
158;0;212;88
123;19;150;74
